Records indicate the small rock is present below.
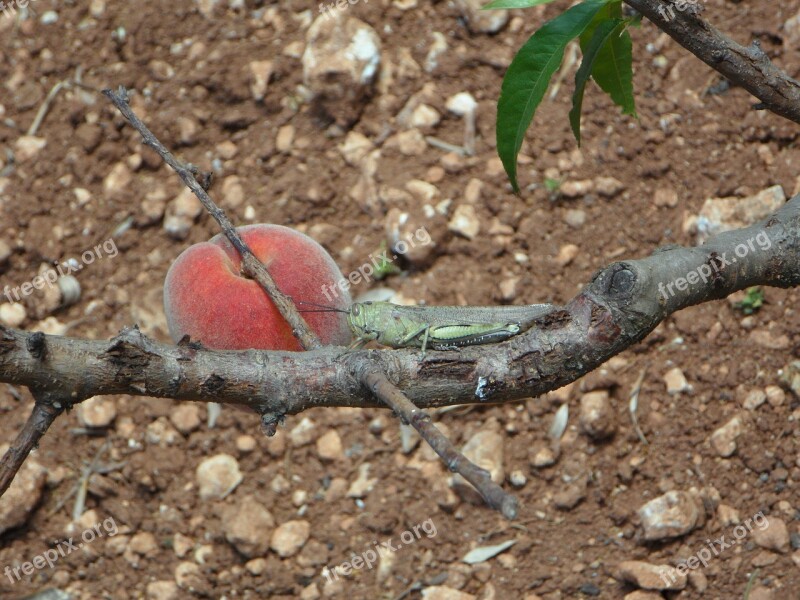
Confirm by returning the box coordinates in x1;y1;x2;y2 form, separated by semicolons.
169;404;202;434
743;389;767;410
579;390;617;440
302;14;382;127
595;177;625;197
339;131;374;167
564;209;586;228
750;329;790;350
221;176;245;209
173;533;193;558
141;188;168;225
654;187;679;208
530;445;557;468
347;463;377;498
717;504;740;526
553;482;586;510
747;587;775;600
454;0;508;33
196;454;242;500
103;162;133;197
290;417;317;447
148;59;175;81
14;135;47;162
216;140;238;160
249;59;274;101
145;418;180;447
0;455;47;535
276;125;295;153
623;593;664;600
77;396;117;428
174;561;203;590
393;129;427;155
405;179;439;202
688;185;785;244
499;277;519;301
0;303;26;327
174;116;199;147
752;516;790;553
0;239;11;263
270;519;311;557
452;430;504;503
616;561;687;591
663;367;691;395
449;205;480;240
246;557;268;576
129;531;159;556
164;188;203;241
146;580;180;600
710;415;743;458
410;104;441;128
638;491;701;541
509;470;527;487
560;179;594;198
236;435;257;453
556;244;579;267
316;430;344;461
765;385;785;407
688;569;708;593
464;178;483;204
446;92;478;117
422;586;477;600
222;495;274;558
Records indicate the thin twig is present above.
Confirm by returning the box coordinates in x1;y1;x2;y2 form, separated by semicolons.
357;364;519;519
102;87;321;352
628;367;648;446
0;399;63;496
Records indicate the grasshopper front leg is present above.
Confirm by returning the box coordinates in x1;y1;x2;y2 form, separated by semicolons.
400;323;432;357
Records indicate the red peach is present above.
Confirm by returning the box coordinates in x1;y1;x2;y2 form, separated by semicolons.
164;224;351;351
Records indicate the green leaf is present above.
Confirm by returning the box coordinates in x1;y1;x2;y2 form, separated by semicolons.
482;0;558;8
569;18;625;145
591;23;636;118
496;0;610;192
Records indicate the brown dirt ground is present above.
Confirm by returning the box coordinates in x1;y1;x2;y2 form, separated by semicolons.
1;0;800;599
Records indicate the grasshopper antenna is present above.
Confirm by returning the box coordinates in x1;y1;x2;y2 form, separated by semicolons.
295;300;348;314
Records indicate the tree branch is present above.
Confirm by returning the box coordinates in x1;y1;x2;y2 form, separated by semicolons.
624;0;800;124
0;196;797;413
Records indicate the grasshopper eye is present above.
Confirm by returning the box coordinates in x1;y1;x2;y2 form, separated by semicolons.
352;305;360;317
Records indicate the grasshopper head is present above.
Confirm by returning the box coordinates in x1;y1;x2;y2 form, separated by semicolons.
348;302;378;342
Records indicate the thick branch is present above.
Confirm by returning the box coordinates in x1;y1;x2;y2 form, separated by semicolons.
624;0;800;124
1;196;798;415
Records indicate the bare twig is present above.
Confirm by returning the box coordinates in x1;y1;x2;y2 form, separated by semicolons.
628;367;648;446
0;396;63;496
357;364;518;519
102;87;322;352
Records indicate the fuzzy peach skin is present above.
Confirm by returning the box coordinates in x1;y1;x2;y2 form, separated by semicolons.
164;224;352;351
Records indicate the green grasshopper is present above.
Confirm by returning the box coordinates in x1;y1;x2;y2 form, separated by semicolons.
300;301;555;354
